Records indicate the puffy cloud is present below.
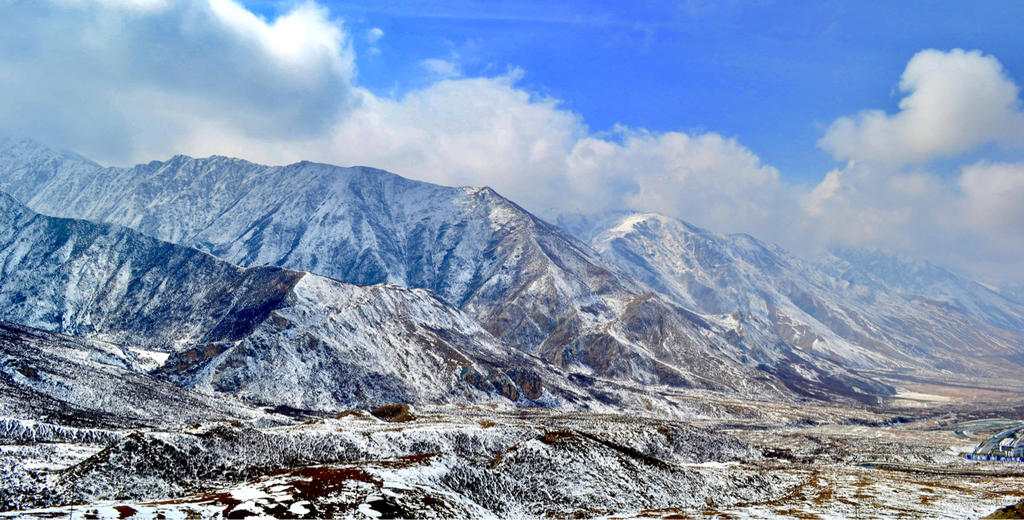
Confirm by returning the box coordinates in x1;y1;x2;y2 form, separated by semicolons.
958;161;1024;244
326;74;584;210
2;2;1023;282
810;49;1024;279
819;49;1024;165
565;129;799;240
798;159;1024;281
0;0;356;164
801;162;954;249
296;79;797;243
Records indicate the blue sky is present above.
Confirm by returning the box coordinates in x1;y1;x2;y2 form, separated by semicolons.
1;0;1023;281
249;0;1024;185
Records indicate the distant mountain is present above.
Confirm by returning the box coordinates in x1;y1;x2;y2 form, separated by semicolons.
822;247;1024;334
0;192;595;409
1000;284;1024;305
588;213;1024;381
0;138;814;401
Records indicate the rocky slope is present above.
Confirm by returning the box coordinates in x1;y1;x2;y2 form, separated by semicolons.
0;192;302;351
822;247;1024;335
589;213;1024;381
0;193;595;410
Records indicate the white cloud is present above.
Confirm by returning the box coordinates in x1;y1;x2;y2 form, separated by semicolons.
0;0;356;164
367;26;384;43
325;73;584;210
959;162;1024;244
797;158;1024;281
565;129;798;240
2;3;1024;282
819;49;1024;165
421;58;462;78
247;77;798;244
800;162;953;248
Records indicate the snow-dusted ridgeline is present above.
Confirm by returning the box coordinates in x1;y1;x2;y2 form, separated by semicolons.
589;213;1024;382
0;138;802;401
0;193;605;410
0;192;302;351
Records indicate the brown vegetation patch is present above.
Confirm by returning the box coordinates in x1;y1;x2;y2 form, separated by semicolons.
370;404;414;423
985;498;1024;519
377;453;439;469
540;430;578;444
490;442;526;469
286;468;375;499
113;506;137;519
812;487;833;505
701;509;733;518
775;509;822;519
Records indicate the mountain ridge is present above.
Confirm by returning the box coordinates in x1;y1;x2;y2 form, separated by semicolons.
0;192;604;409
0;139;815;401
589;211;1024;382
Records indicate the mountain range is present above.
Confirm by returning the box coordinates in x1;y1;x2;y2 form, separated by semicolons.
588;213;1024;381
1;137;1023;412
0;191;594;409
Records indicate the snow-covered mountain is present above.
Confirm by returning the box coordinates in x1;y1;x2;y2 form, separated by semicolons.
822;247;1024;334
0;192;603;409
1001;284;1024;305
0;138;810;401
589;212;1024;380
0;192;302;351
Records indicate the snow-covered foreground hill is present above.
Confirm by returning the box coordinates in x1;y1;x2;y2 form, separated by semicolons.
4;401;1023;519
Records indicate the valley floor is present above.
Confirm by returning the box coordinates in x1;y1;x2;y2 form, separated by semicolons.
4;387;1024;519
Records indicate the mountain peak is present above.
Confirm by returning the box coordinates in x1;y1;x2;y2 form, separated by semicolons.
0;136;98;167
